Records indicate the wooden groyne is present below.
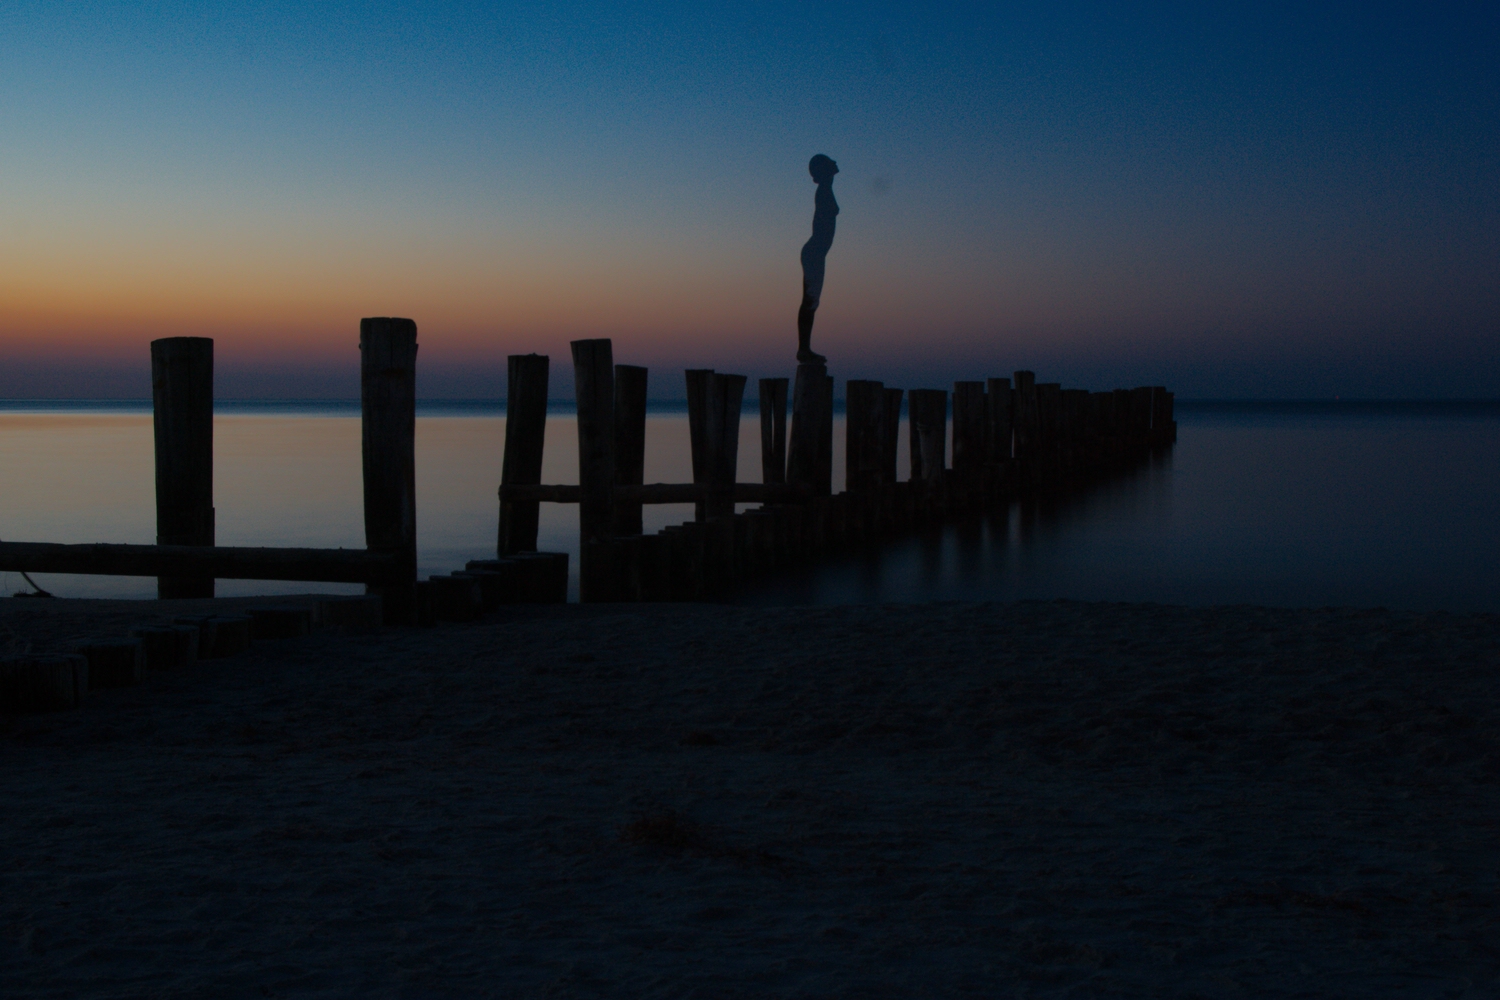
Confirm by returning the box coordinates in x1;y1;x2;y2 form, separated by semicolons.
0;320;1174;621
485;338;1175;606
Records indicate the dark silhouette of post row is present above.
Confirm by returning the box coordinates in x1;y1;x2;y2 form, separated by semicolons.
151;337;215;598
499;354;550;554
986;378;1013;465
759;378;788;484
572;339;615;601
360;318;418;623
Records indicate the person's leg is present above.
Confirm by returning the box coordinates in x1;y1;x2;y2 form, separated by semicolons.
797;263;827;364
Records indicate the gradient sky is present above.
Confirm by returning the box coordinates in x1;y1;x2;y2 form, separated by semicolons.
3;1;1496;398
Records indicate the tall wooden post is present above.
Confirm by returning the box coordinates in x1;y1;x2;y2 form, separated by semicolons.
360;318;418;623
845;379;886;491
707;373;746;517
151;337;214;599
787;363;832;496
572;339;615;602
499;354;549;555
759;377;788;485
685;368;714;520
908;389;947;482
613;364;648;535
952;381;987;480
883;388;903;486
986;377;1012;467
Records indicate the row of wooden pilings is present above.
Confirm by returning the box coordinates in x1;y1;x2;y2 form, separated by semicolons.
496;339;1175;603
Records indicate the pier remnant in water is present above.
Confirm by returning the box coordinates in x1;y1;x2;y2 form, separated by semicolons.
151;336;215;599
499;353;550;554
360;318;419;624
759;378;789;485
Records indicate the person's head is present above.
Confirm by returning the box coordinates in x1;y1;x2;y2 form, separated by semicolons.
809;154;839;184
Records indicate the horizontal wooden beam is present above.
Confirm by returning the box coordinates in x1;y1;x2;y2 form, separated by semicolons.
500;482;811;505
0;542;399;583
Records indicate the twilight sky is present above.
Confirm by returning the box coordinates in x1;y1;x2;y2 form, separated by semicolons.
3;1;1496;398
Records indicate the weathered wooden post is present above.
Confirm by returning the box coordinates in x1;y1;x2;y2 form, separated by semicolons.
499;354;549;555
986;377;1012;468
759;377;788;485
613;364;648;535
845;380;886;490
788;363;832;496
883;388;903;486
573;339;615;602
1013;371;1038;461
952;381;987;480
907;389;947;482
1037;383;1062;460
707;373;747;518
151;337;215;599
685;368;714;521
360;318;418;623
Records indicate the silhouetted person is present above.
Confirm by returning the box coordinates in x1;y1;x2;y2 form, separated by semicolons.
797;154;839;364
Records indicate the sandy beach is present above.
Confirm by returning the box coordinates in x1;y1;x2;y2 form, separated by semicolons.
3;596;1498;997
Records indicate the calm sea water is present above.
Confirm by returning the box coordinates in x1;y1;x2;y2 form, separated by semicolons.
2;401;1497;612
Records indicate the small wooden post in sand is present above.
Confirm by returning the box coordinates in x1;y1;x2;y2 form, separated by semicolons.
151;336;215;599
759;377;788;485
361;318;419;623
907;389;947;482
573;339;615;602
952;381;987;480
499;353;549;555
788;363;832;496
613;364;648;536
883;388;904;486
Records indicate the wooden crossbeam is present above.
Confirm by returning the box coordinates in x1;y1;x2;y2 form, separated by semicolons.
499;483;811;505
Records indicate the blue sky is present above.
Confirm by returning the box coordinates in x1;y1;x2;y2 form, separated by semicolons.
2;1;1496;397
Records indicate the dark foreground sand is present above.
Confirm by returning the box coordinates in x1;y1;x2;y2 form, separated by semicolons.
3;597;1499;998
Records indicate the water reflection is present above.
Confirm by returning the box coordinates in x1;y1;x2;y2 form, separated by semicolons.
2;405;1497;612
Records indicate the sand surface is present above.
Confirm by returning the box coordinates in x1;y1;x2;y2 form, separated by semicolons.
3;596;1499;997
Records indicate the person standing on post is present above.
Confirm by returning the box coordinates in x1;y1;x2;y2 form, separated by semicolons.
797;154;839;364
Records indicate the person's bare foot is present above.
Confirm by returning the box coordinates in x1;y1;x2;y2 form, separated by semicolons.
796;349;826;365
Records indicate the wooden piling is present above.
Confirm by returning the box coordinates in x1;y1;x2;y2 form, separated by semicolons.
151;336;214;599
788;363;833;496
685;369;714;520
883;388;903;486
759;377;788;485
499;353;549;555
707;374;747;518
908;389;947;482
845;379;886;491
1013;371;1038;461
360;318;418;623
613;364;648;535
952;381;987;480
986;377;1012;467
572;338;616;602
